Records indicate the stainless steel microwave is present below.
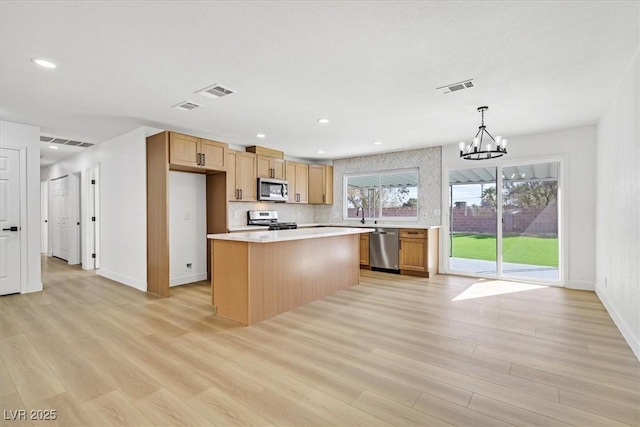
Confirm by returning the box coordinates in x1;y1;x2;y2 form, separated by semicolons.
257;177;288;202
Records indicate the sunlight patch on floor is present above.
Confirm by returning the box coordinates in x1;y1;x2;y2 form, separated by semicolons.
452;279;547;301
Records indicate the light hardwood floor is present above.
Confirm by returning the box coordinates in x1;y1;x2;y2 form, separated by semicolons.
1;256;638;426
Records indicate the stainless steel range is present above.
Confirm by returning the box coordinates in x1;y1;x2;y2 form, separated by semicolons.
247;210;297;230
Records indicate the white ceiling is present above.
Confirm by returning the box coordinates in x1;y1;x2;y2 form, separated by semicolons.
1;2;638;165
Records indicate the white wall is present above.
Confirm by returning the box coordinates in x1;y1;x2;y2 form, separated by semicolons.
169;171;207;286
0;121;42;293
596;50;639;359
442;125;597;290
42;127;161;291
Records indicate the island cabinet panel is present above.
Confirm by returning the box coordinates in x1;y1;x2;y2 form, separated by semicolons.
211;240;249;324
212;233;360;325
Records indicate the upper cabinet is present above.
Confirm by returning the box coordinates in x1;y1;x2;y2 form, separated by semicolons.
285;161;309;203
247;146;285;179
308;165;333;204
256;156;285;179
228;150;257;201
169;132;227;172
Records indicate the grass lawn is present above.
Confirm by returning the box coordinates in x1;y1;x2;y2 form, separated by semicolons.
451;234;558;267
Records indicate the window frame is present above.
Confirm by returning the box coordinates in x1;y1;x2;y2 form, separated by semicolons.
343;168;419;221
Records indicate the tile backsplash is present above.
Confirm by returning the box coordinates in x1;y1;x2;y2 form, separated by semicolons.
228;201;316;227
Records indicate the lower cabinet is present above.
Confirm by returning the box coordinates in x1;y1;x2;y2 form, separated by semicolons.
359;233;370;267
399;228;438;277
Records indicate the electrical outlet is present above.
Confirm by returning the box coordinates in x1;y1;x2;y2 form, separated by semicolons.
186;263;192;270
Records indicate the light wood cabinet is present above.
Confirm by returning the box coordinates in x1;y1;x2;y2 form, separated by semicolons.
359;233;370;266
146;131;228;298
399;228;439;277
308;165;333;204
169;132;227;171
285;161;308;203
257;155;285;179
228;150;257;201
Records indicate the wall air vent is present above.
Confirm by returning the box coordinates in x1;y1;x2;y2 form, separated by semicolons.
196;84;234;99
436;79;476;95
173;101;201;111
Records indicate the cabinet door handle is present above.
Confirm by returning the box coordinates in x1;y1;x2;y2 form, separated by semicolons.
197;153;201;165
202;153;206;166
235;189;239;199
399;240;402;249
239;189;243;199
322;194;325;203
408;231;418;235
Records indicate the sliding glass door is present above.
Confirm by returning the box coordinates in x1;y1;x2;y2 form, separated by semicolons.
501;162;559;281
448;167;498;276
448;161;560;284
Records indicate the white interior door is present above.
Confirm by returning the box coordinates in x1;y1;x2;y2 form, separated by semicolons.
0;148;21;295
51;175;70;261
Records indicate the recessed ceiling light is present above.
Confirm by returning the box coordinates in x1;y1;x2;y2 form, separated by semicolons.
317;150;325;154
31;58;57;69
374;141;382;145
49;145;59;150
256;133;266;138
317;119;329;124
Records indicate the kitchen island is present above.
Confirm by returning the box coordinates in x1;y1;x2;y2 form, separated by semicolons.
208;227;373;325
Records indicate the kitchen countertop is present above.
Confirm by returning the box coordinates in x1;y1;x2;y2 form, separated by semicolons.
210;227;374;243
227;223;440;232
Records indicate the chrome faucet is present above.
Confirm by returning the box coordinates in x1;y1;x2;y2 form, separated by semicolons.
356;206;366;224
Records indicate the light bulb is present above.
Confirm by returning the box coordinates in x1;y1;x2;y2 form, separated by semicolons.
466;144;472;153
458;142;466;151
486;143;492;151
495;135;502;144
501;139;508;148
473;137;480;146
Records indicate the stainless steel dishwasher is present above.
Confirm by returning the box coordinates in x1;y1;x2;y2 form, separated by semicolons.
369;228;400;271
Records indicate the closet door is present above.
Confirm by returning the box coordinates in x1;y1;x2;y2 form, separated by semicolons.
51;176;70;261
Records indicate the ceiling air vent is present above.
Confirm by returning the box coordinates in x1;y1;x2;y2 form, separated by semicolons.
196;84;234;99
40;136;94;148
173;101;201;111
436;79;476;95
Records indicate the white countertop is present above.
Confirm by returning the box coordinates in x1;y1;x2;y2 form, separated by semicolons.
227;223;440;232
210;227;374;243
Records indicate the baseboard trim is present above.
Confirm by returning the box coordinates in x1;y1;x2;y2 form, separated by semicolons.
98;269;146;292
565;279;594;291
596;289;640;361
170;272;208;287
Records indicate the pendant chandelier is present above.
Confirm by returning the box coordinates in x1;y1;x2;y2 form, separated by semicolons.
459;106;507;160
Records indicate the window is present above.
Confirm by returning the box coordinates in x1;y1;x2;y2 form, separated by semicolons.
344;169;418;220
